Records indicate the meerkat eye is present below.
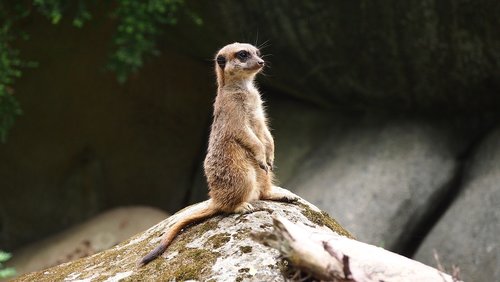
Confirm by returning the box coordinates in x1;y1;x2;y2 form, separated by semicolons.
236;50;250;61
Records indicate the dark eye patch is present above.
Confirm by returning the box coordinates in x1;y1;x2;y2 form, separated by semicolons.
236;50;250;61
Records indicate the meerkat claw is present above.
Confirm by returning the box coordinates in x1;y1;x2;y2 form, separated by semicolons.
267;161;274;171
235;202;255;213
259;162;269;174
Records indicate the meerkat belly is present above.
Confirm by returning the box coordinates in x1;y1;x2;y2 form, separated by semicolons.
204;139;255;182
205;138;261;208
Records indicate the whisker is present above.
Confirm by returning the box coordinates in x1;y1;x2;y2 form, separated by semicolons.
258;40;271;50
263;65;272;72
260;65;273;77
263;60;273;68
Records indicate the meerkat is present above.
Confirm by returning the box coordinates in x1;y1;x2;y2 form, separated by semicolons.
138;42;295;267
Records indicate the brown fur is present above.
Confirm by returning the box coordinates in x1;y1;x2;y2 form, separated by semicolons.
138;43;294;267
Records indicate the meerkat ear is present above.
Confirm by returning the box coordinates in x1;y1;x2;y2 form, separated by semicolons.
216;55;226;69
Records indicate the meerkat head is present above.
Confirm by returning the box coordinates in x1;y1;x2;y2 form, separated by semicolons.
214;42;265;87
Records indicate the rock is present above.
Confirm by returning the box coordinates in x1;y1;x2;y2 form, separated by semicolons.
7;206;168;277
168;1;500;113
286;119;461;251
13;192;351;282
414;128;500;282
269;96;339;185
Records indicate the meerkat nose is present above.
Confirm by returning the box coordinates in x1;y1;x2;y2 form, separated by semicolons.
258;60;265;66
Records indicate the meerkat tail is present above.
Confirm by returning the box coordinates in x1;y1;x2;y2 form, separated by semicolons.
137;206;219;267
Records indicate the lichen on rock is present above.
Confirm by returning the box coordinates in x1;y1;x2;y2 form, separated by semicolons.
14;192;350;281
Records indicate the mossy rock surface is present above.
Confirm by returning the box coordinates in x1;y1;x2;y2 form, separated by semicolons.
14;193;351;281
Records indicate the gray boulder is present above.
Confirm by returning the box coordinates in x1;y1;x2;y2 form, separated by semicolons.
286;119;460;251
13;194;351;281
414;127;500;282
168;1;500;113
7;206;168;276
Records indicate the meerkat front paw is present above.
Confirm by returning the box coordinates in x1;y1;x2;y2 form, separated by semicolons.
256;154;270;174
259;161;269;174
265;144;274;167
266;157;274;171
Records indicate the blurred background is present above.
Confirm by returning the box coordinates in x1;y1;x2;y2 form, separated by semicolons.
0;1;499;281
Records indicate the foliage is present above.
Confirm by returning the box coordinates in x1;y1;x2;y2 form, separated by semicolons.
34;0;93;27
0;0;198;142
109;0;184;83
0;250;16;278
0;21;24;142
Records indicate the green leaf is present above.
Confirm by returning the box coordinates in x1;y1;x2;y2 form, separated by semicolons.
0;251;12;262
51;12;62;24
0;268;16;279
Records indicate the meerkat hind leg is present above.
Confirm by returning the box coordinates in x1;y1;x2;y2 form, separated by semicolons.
260;185;299;202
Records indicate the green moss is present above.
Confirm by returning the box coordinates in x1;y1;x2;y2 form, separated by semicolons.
298;203;354;239
276;258;294;279
239;246;252;253
165;248;219;281
236;271;253;282
191;218;220;235
236;274;253;282
149;221;221;280
15;216;224;281
167;218;220;253
205;233;231;249
233;227;252;240
133;218;222;281
14;250;103;281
